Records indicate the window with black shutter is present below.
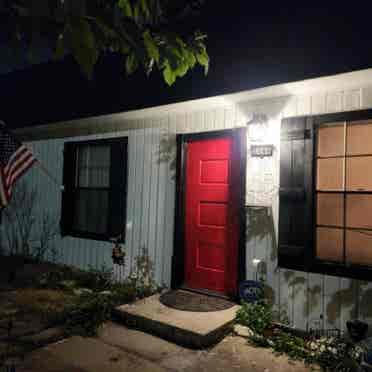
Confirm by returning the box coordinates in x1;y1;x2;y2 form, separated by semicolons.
279;110;372;280
278;117;314;272
61;137;128;242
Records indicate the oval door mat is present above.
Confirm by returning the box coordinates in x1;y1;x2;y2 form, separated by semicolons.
159;290;235;312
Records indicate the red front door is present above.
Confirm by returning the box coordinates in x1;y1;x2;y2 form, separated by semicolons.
184;134;241;297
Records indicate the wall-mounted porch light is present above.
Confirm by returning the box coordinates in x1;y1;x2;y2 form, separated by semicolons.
246;113;269;142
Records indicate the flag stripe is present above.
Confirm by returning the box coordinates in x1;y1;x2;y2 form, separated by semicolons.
6;152;34;187
0;169;8;206
4;146;27;174
7;157;36;195
0;127;36;208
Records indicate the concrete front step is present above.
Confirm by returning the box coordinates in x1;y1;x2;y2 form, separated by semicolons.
113;294;240;349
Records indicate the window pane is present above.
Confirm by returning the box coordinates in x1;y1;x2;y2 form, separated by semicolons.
76;145;110;188
317;193;344;227
317;158;344;191
346;156;372;191
346;230;372;265
74;190;109;234
346;194;372;229
316;227;344;262
347;121;372;156
90;146;110;167
317;124;345;157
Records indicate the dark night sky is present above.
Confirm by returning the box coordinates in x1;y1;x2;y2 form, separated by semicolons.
1;2;372;129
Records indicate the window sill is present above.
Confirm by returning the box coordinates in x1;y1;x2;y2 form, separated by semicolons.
279;259;372;281
62;230;125;244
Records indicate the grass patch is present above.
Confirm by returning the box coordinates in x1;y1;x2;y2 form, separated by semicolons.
9;289;75;316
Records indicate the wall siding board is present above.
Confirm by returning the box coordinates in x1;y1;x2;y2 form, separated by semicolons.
124;129;137;278
307;273;324;332
155;118;168;284
148;121;161;282
162;114;177;285
131;121;146;272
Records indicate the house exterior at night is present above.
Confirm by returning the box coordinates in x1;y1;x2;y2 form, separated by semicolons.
2;67;372;332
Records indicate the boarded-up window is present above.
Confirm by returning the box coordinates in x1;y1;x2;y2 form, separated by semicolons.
315;121;372;266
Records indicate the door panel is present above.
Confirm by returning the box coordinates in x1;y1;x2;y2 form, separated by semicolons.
184;135;240;296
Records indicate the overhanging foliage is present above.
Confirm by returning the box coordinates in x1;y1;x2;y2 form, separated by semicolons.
1;0;209;85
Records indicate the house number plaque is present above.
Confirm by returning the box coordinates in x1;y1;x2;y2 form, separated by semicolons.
250;145;274;158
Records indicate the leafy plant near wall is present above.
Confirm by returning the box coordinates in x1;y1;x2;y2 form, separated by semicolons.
128;246;158;297
44;248;160;336
235;299;366;370
236;301;273;334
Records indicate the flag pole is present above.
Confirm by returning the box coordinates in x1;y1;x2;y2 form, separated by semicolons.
35;160;64;191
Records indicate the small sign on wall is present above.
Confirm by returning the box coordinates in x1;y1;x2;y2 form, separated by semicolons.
250;145;274;158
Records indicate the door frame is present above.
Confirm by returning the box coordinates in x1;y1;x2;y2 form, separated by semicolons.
171;128;247;301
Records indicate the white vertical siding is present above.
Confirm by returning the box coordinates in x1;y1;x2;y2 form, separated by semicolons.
3;78;372;332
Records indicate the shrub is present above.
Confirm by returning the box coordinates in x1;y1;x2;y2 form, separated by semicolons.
236;301;273;334
75;265;114;291
56;293;115;336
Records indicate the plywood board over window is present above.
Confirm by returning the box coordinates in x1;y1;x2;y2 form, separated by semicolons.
317;158;344;191
346;194;372;229
347;121;372;156
317;193;344;227
317;123;345;158
346;230;372;265
316;227;344;262
346;156;372;191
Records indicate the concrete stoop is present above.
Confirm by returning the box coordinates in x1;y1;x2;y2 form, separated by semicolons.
113;294;240;349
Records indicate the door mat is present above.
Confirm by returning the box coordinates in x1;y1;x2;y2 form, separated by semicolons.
159;290;235;312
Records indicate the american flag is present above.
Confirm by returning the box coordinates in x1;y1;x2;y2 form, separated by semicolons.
0;127;36;208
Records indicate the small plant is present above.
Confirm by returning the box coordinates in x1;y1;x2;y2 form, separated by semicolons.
272;332;310;362
33;213;59;262
3;182;37;256
236;300;273;334
129;247;158;298
76;265;114;291
57;292;115;336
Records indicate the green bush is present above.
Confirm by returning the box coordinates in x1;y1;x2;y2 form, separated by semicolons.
57;293;115;336
236;301;273;334
73;265;114;291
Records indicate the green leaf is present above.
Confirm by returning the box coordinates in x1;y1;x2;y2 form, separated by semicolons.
143;30;159;62
184;48;196;69
133;3;140;22
196;47;209;75
140;0;150;18
54;35;66;60
126;53;139;74
93;18;117;39
163;63;176;86
118;0;133;18
70;18;99;79
174;61;188;78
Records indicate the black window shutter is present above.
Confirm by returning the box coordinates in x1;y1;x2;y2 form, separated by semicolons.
278;117;314;271
60;143;76;236
108;139;128;242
